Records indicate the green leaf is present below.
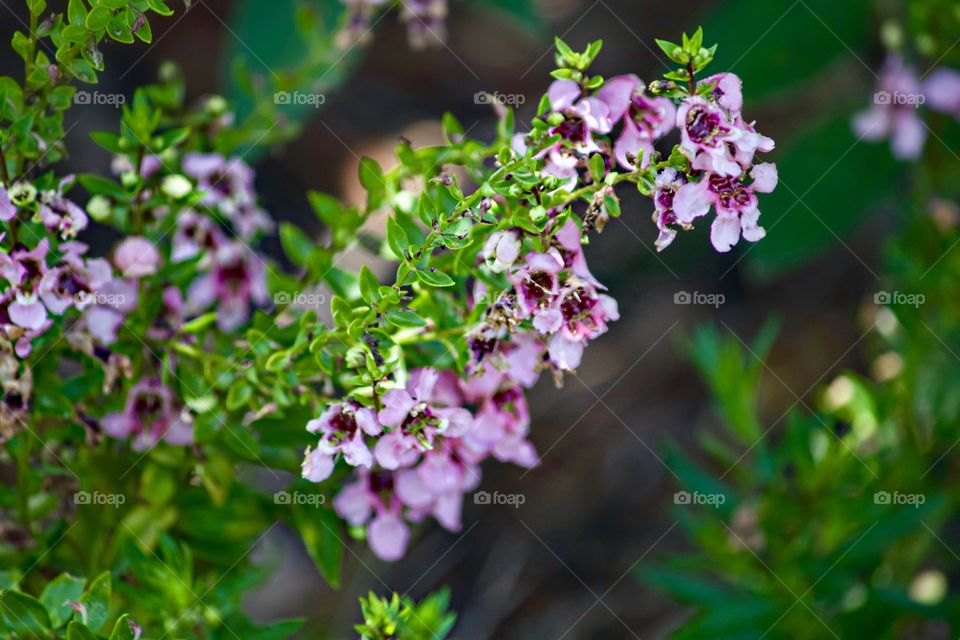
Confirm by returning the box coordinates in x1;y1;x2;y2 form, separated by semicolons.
85;6;113;30
385;216;409;260
108;614;136;640
279;222;314;267
291;506;343;588
67;621;98;640
68;0;89;25
358;265;379;303
78;572;110;632
307;190;343;230
40;574;86;628
146;0;173;16
0;590;52;634
441;112;464;144
179;312;218;334
416;269;455;288
385;310;426;328
358;157;386;212
226;381;253;411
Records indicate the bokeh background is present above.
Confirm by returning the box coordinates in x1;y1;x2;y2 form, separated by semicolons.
0;0;905;636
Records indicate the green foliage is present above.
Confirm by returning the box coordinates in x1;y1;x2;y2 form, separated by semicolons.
355;590;456;640
645;211;960;637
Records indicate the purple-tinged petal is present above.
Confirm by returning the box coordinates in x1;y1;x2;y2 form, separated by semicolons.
302;446;336;482
355;407;382;436
102;412;135;438
596;74;638;122
751;163;779;193
548;334;583;371
378;389;416;427
368;511;409;561
548;79;580;111
710;213;742;253
333;480;374;525
9;300;47;331
673;180;713;224
395;469;434;509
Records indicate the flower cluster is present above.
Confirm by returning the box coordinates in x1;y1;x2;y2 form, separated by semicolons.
855;54;960;160
0;188;116;359
656;73;777;252
306;366;534;561
299;31;776;561
311;219;618;560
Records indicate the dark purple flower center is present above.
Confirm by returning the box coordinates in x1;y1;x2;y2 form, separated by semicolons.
629;94;662;132
133;391;164;429
709;174;752;211
329;406;359;436
207;171;235;197
217;257;250;293
560;288;597;320
522;271;554;305
369;471;394;494
686;105;723;145
556;112;588;143
19;256;44;282
55;268;89;298
469;336;497;362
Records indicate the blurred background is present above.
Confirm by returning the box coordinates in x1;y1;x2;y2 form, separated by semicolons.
0;0;911;636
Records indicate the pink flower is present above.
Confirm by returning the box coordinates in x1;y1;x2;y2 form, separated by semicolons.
650;168;687;251
38;177;88;240
597;75;676;170
40;242;112;315
182;153;273;239
102;378;193;450
853;55;926;160
0;186;16;222
302;401;382;482
171;209;225;264
547;79;614;151
332;470;412;561
114;236;160;278
375;369;473;469
0;239;51;331
509;251;563;320
183;242;269;331
924;68;960;119
677;97;774;177
674;163;779;252
700;73;744;115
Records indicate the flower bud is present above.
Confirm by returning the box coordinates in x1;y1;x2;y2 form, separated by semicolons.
161;174;193;200
87;195;112;222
